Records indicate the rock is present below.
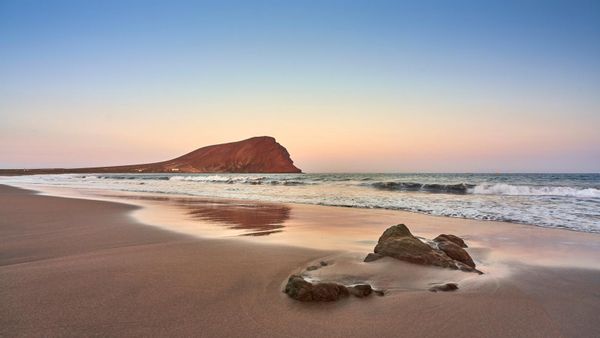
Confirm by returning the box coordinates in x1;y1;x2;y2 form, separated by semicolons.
284;275;380;302
459;264;483;274
369;224;462;270
306;261;329;271
429;283;459;292
284;275;349;302
348;284;373;298
434;234;468;248
363;253;383;262
436;240;476;268
378;223;414;241
365;224;479;273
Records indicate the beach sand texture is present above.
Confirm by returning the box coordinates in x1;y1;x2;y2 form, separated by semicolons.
1;185;599;337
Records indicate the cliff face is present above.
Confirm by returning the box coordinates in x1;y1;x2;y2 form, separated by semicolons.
0;136;302;174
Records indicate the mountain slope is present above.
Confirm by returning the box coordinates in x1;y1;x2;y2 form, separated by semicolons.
0;136;302;174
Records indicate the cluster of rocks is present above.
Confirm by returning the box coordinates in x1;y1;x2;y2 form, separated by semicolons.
364;224;481;274
284;224;480;302
305;261;329;271
284;275;383;302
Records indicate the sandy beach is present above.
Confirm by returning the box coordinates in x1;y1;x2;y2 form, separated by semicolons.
1;184;599;337
3;1;599;336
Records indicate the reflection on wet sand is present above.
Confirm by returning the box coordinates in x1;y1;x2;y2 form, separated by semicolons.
102;194;290;236
67;189;600;270
184;200;289;236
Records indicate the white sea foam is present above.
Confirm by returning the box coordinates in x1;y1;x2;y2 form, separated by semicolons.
471;184;600;198
171;175;234;182
169;175;265;183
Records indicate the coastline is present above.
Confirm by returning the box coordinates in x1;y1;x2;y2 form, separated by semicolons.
3;172;598;234
1;184;599;337
6;182;599;269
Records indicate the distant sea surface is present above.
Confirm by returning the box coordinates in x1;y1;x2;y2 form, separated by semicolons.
2;173;599;233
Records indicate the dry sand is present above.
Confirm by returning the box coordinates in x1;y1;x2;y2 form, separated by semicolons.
1;184;599;337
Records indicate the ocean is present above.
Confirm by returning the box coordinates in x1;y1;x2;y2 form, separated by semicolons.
2;173;599;233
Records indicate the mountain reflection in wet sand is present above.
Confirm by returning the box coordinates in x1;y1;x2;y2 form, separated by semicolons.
102;194;290;236
184;200;289;236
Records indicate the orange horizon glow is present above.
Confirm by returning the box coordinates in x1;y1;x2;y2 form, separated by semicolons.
1;1;599;173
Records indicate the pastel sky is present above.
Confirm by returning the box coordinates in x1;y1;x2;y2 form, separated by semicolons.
1;0;599;172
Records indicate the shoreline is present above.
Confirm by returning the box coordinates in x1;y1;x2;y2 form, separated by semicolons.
4;182;599;270
1;184;599;337
1;172;598;236
5;180;600;237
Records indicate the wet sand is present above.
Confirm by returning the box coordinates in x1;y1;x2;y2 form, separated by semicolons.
1;184;599;337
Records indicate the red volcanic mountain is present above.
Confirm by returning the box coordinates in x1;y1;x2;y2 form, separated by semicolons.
1;137;302;174
144;136;301;173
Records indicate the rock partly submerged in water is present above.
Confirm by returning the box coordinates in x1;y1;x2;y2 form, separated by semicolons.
436;240;475;268
305;261;330;272
429;283;459;292
285;224;481;301
363;253;383;262
348;284;374;298
284;275;381;302
364;224;481;274
284;275;349;302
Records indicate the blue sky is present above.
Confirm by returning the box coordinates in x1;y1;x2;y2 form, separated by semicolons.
1;0;599;172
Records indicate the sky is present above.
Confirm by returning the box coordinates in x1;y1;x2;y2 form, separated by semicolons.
1;0;599;172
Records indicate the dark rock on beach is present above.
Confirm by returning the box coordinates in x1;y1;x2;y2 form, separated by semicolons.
429;283;459;292
287;224;479;302
434;234;468;248
363;253;383;262
436;240;475;268
364;224;480;273
284;275;381;302
305;260;331;271
348;284;373;298
284;275;349;302
369;224;464;269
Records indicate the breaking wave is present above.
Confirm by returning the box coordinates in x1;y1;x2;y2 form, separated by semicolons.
370;182;475;194
472;184;600;198
369;181;600;197
169;175;308;185
93;175;170;180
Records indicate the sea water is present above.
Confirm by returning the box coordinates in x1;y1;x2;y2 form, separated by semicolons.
2;173;599;233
